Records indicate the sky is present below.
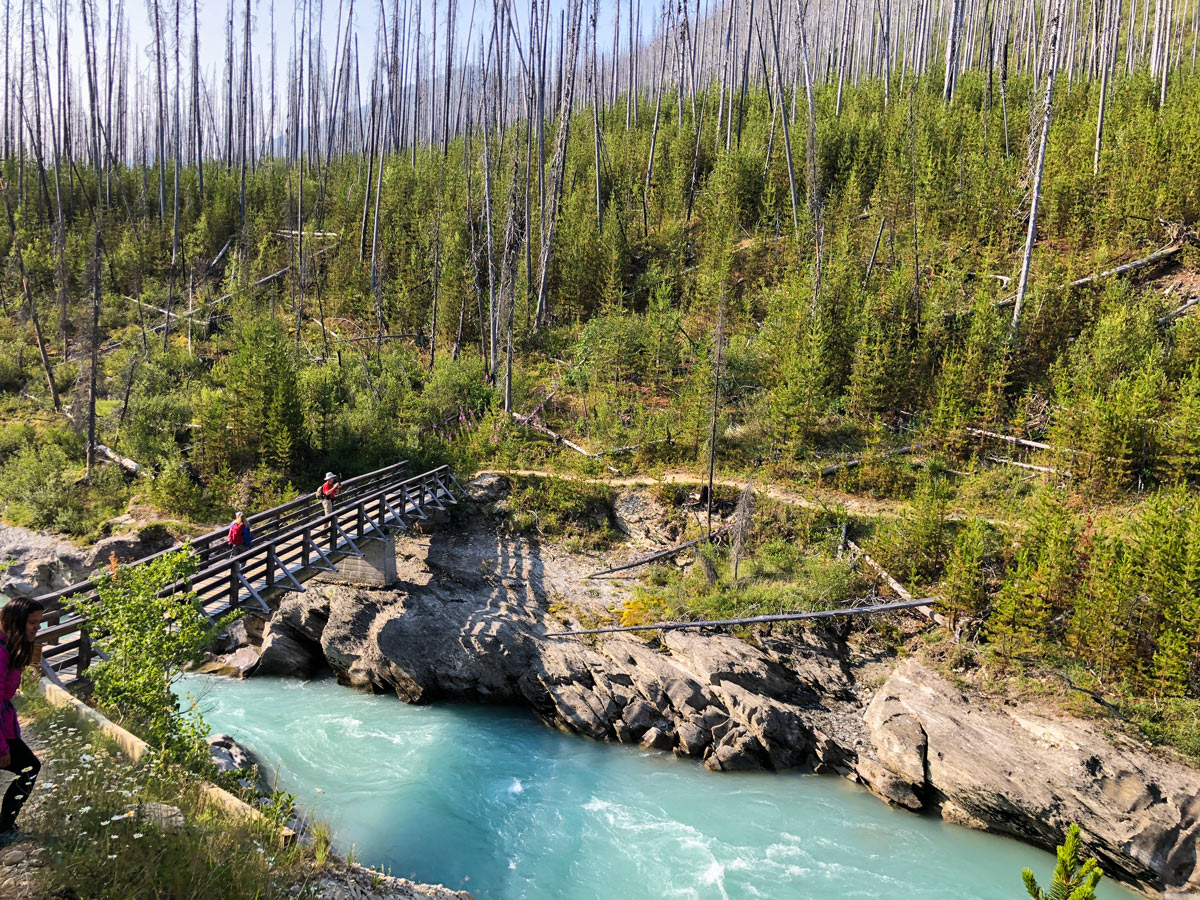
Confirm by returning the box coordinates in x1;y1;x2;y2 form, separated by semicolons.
112;0;631;94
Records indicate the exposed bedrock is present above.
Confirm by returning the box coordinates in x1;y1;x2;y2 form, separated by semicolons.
248;583;1200;898
859;659;1200;898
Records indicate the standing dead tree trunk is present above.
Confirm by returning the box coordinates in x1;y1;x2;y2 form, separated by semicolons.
534;0;582;330
706;299;726;538
795;0;823;317
1;181;60;410
1010;14;1061;343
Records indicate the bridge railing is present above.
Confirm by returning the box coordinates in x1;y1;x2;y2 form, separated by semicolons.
188;465;459;619
33;461;464;685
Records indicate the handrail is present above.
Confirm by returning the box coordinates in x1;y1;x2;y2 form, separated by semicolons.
35;463;459;685
33;460;412;606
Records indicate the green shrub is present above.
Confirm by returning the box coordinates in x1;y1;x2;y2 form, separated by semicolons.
66;550;228;765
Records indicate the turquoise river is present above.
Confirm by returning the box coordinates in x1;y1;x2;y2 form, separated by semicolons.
180;674;1140;900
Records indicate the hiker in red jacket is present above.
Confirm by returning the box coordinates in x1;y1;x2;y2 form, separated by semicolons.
316;472;341;516
226;511;253;556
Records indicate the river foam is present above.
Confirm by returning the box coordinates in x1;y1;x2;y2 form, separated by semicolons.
179;674;1138;900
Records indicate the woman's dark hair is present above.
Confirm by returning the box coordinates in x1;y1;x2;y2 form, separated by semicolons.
1;596;45;670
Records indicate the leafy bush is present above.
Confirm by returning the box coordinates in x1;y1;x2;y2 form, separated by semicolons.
67;550;228;765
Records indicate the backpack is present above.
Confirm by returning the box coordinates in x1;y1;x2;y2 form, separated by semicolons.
227;520;246;547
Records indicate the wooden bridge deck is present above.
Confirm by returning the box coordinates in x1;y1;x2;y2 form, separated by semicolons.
32;462;462;687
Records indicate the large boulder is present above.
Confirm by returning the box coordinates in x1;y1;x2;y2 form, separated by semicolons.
207;733;259;776
864;659;1200;897
465;473;510;504
252;594;330;678
84;524;175;569
196;645;260;678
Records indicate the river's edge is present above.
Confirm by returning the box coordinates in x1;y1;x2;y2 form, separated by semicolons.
4;487;1198;899
215;478;1199;900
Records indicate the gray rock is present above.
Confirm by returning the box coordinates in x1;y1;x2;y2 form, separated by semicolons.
466;473;510;504
132;802;185;834
871;659;1200;895
854;757;923;810
675;720;711;757
863;691;928;788
610;491;680;544
207;733;258;775
254;616;325;678
216;615;267;653
640;726;673;751
1;850;25;866
196;645;260;678
705;727;766;772
620;699;661;740
84;524;175;569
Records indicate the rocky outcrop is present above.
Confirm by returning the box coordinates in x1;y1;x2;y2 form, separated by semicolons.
858;659;1200;898
0;521;176;599
610;490;682;544
250;582;857;779
252;594;328;678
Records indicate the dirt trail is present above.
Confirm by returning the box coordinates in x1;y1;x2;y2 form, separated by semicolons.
480;468;905;519
476;468;1024;532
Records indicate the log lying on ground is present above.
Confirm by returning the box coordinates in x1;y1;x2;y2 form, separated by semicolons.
845;540;947;628
817;443;923;477
1158;296;1200;327
545;596;939;637
963;427;1051;451
274;230;341;239
986;455;1063;475
1066;241;1185;290
586;525;731;579
509;410;620;474
956;239;1192;318
95;444;150;478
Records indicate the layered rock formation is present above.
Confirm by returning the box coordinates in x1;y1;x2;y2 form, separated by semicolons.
0;521;175;599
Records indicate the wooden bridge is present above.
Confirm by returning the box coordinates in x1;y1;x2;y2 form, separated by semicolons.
32;461;463;687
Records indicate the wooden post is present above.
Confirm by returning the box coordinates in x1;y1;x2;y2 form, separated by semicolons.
78;628;93;674
229;561;240;611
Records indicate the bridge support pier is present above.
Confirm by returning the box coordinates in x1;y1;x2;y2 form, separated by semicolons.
318;532;397;588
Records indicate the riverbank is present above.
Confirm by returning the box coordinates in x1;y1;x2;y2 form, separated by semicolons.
6;680;471;900
208;475;1199;899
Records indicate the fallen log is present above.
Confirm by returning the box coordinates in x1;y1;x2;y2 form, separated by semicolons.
509;411;619;474
817;442;923;477
586;525;730;578
951;240;1191;319
964;427;1052;451
274;229;341;239
845;540;947;628
986;455;1063;475
95;444;150;478
1066;241;1184;290
545;596;939;637
1158;296;1200;327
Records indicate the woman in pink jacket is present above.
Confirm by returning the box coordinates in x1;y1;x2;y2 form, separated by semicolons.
0;596;43;840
